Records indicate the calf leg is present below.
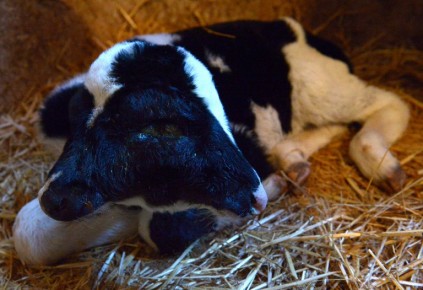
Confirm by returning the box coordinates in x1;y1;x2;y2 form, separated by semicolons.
269;125;346;185
349;87;409;192
262;173;288;200
282;28;409;192
13;199;140;266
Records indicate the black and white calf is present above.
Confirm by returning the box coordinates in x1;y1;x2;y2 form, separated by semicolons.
13;18;409;265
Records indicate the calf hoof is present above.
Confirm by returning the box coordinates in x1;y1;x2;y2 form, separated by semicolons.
263;173;288;201
380;165;407;193
286;162;311;186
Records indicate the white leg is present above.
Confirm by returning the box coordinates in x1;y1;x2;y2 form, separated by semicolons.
349;87;409;192
262;173;288;201
269;125;346;184
13;199;140;266
282;34;410;191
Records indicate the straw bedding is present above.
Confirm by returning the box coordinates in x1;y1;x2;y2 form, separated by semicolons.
1;1;422;289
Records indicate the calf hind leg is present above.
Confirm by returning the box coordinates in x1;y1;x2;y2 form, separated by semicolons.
349;88;409;192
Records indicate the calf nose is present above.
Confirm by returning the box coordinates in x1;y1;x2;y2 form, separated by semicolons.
39;182;104;221
252;183;268;214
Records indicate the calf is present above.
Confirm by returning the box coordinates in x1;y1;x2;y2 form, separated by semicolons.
14;18;409;265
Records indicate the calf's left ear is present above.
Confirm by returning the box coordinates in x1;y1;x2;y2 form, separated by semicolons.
40;74;90;138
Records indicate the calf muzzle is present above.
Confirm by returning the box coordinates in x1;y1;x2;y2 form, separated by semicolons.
40;182;105;221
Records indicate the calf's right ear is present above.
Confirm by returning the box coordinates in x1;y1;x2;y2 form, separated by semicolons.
40;74;87;138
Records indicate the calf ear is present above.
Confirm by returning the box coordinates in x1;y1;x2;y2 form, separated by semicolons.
40;74;86;138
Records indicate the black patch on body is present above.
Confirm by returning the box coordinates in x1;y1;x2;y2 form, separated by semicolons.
173;20;296;133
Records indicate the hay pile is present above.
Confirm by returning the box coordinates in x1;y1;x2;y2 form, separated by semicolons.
1;1;422;289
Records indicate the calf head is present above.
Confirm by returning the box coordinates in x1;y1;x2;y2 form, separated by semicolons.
39;40;267;222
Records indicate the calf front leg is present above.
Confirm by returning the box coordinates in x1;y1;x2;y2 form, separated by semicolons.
349;87;409;192
13;199;140;266
269;125;346;185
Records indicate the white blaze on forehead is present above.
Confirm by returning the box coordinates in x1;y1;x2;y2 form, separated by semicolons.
85;41;137;107
177;47;234;143
134;33;181;45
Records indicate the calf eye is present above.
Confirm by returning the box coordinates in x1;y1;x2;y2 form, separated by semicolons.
137;123;183;140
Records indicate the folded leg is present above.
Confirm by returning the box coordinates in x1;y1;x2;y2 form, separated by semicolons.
13;199;139;266
269;125;346;185
349;87;409;192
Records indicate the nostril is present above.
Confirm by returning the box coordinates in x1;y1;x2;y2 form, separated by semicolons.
39;182;105;221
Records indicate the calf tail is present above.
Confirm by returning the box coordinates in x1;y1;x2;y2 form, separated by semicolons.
282;17;306;43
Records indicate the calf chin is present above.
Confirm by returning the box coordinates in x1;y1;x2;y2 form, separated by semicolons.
149;209;217;254
138;207;243;255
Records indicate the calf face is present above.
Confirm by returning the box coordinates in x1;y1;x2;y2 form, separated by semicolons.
39;40;267;222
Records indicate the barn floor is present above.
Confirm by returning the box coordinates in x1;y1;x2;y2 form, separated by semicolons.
0;1;422;289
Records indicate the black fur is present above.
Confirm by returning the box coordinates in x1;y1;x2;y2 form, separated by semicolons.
150;209;215;254
40;86;75;138
172;20;296;133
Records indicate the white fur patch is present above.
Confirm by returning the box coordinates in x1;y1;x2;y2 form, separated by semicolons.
205;51;231;73
85;42;137;107
282;17;306;43
251;102;284;151
177;47;234;143
134;33;181;45
116;196;191;213
137;210;158;250
283;35;368;132
116;196;242;226
13;199;139;265
252;183;268;213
